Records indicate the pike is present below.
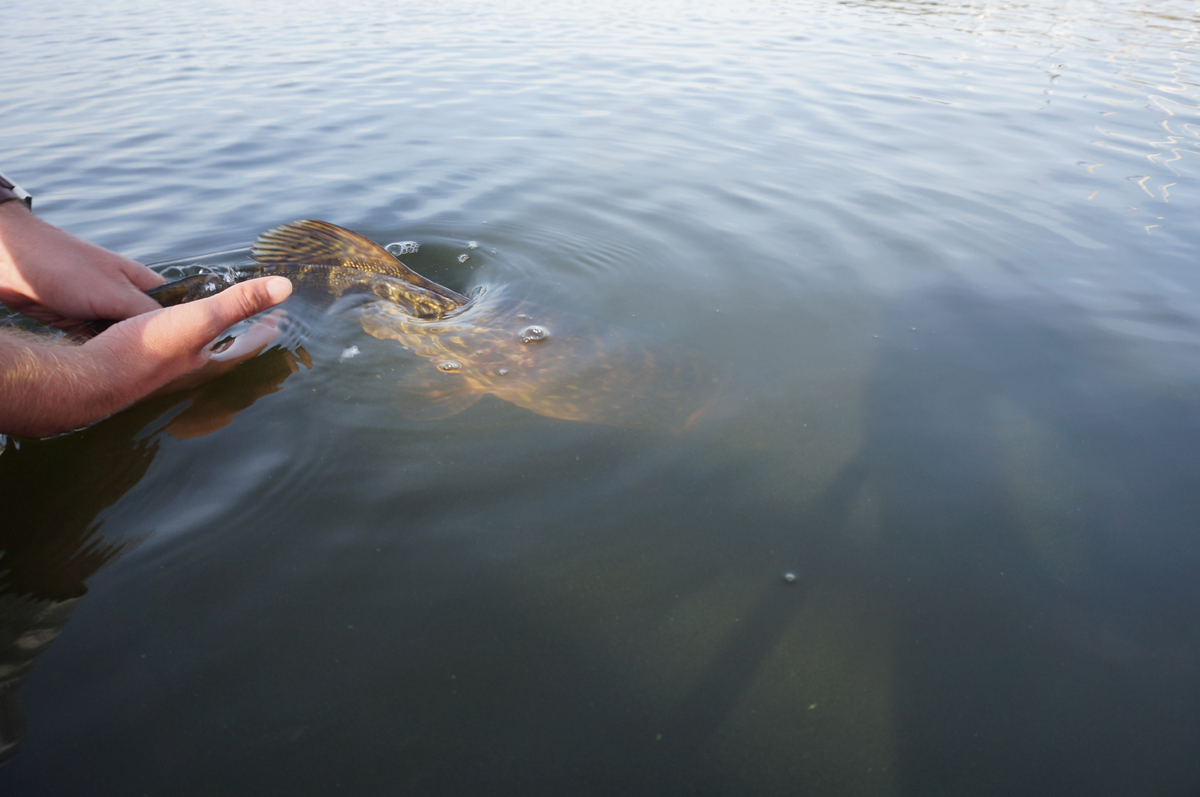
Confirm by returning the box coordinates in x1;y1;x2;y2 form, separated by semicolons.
114;220;709;428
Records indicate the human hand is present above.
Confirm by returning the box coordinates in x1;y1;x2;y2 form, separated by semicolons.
0;276;293;438
0;200;164;326
146;308;293;397
162;341;312;440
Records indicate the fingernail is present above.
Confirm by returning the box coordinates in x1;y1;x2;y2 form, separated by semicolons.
266;276;293;303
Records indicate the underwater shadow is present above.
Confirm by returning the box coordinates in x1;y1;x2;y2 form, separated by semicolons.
802;283;1200;796
0;346;305;766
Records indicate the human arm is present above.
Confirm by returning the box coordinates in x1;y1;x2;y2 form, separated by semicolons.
0;198;166;327
0;276;293;438
0;192;294;439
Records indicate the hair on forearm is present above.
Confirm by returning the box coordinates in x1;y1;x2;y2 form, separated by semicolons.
0;325;96;437
0;324;81;382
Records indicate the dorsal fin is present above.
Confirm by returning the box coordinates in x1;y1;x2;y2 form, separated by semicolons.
251;219;466;304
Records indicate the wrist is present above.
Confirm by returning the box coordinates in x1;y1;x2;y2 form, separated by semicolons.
0;200;38;300
0;326;184;438
0;331;104;437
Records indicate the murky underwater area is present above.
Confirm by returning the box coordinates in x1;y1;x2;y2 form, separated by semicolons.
3;0;1200;793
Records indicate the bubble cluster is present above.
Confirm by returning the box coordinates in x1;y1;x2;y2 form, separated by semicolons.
519;326;549;344
386;241;419;257
458;254;470;263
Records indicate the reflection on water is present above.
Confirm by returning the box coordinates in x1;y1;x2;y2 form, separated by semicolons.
2;0;1200;793
0;348;306;763
0;424;149;764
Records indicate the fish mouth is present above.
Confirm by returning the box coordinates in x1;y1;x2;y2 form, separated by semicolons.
331;285;480;323
402;284;488;322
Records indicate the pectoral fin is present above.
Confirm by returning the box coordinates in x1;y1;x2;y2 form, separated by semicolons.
393;365;485;421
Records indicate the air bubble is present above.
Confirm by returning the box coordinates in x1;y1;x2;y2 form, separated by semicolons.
458;254;469;263
519;326;549;344
783;572;797;584
386;241;419;257
468;241;478;249
339;345;360;362
497;368;509;376
437;361;462;372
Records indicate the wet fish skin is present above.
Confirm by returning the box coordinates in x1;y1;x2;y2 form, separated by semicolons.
148;219;468;320
359;293;709;429
69;220;467;339
245;219;467;318
145;261;460;320
145;272;237;305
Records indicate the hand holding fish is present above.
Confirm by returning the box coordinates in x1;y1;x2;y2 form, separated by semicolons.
0;200;165;327
0;200;293;438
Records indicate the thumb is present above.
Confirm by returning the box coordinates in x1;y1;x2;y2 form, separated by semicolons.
91;276;293;379
135;276;293;360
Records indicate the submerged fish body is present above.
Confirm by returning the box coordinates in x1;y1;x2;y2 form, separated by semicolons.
143;219;708;428
358;292;705;428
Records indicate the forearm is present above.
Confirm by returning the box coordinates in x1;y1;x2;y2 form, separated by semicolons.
0;329;135;438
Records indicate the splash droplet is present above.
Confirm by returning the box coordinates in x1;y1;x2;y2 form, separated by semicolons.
497;368;509;376
437;361;462;372
386;241;419;256
338;345;360;362
783;572;797;584
519;326;549;344
458;254;469;263
468;241;478;249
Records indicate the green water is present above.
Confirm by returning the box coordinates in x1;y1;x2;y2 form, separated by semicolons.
3;0;1200;794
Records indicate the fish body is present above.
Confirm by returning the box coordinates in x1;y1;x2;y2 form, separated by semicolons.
359;292;704;427
150;220;467;319
131;220;708;428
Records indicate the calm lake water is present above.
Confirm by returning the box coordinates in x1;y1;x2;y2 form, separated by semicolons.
3;0;1200;793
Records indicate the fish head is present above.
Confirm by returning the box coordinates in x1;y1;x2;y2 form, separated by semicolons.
356;295;556;381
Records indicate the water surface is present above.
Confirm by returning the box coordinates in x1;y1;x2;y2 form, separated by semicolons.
3;0;1200;794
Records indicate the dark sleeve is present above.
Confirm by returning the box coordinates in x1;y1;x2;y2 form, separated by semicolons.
0;171;33;209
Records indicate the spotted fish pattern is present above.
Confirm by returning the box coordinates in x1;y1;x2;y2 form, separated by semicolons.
358;295;706;428
140;220;709;428
148;219;466;319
